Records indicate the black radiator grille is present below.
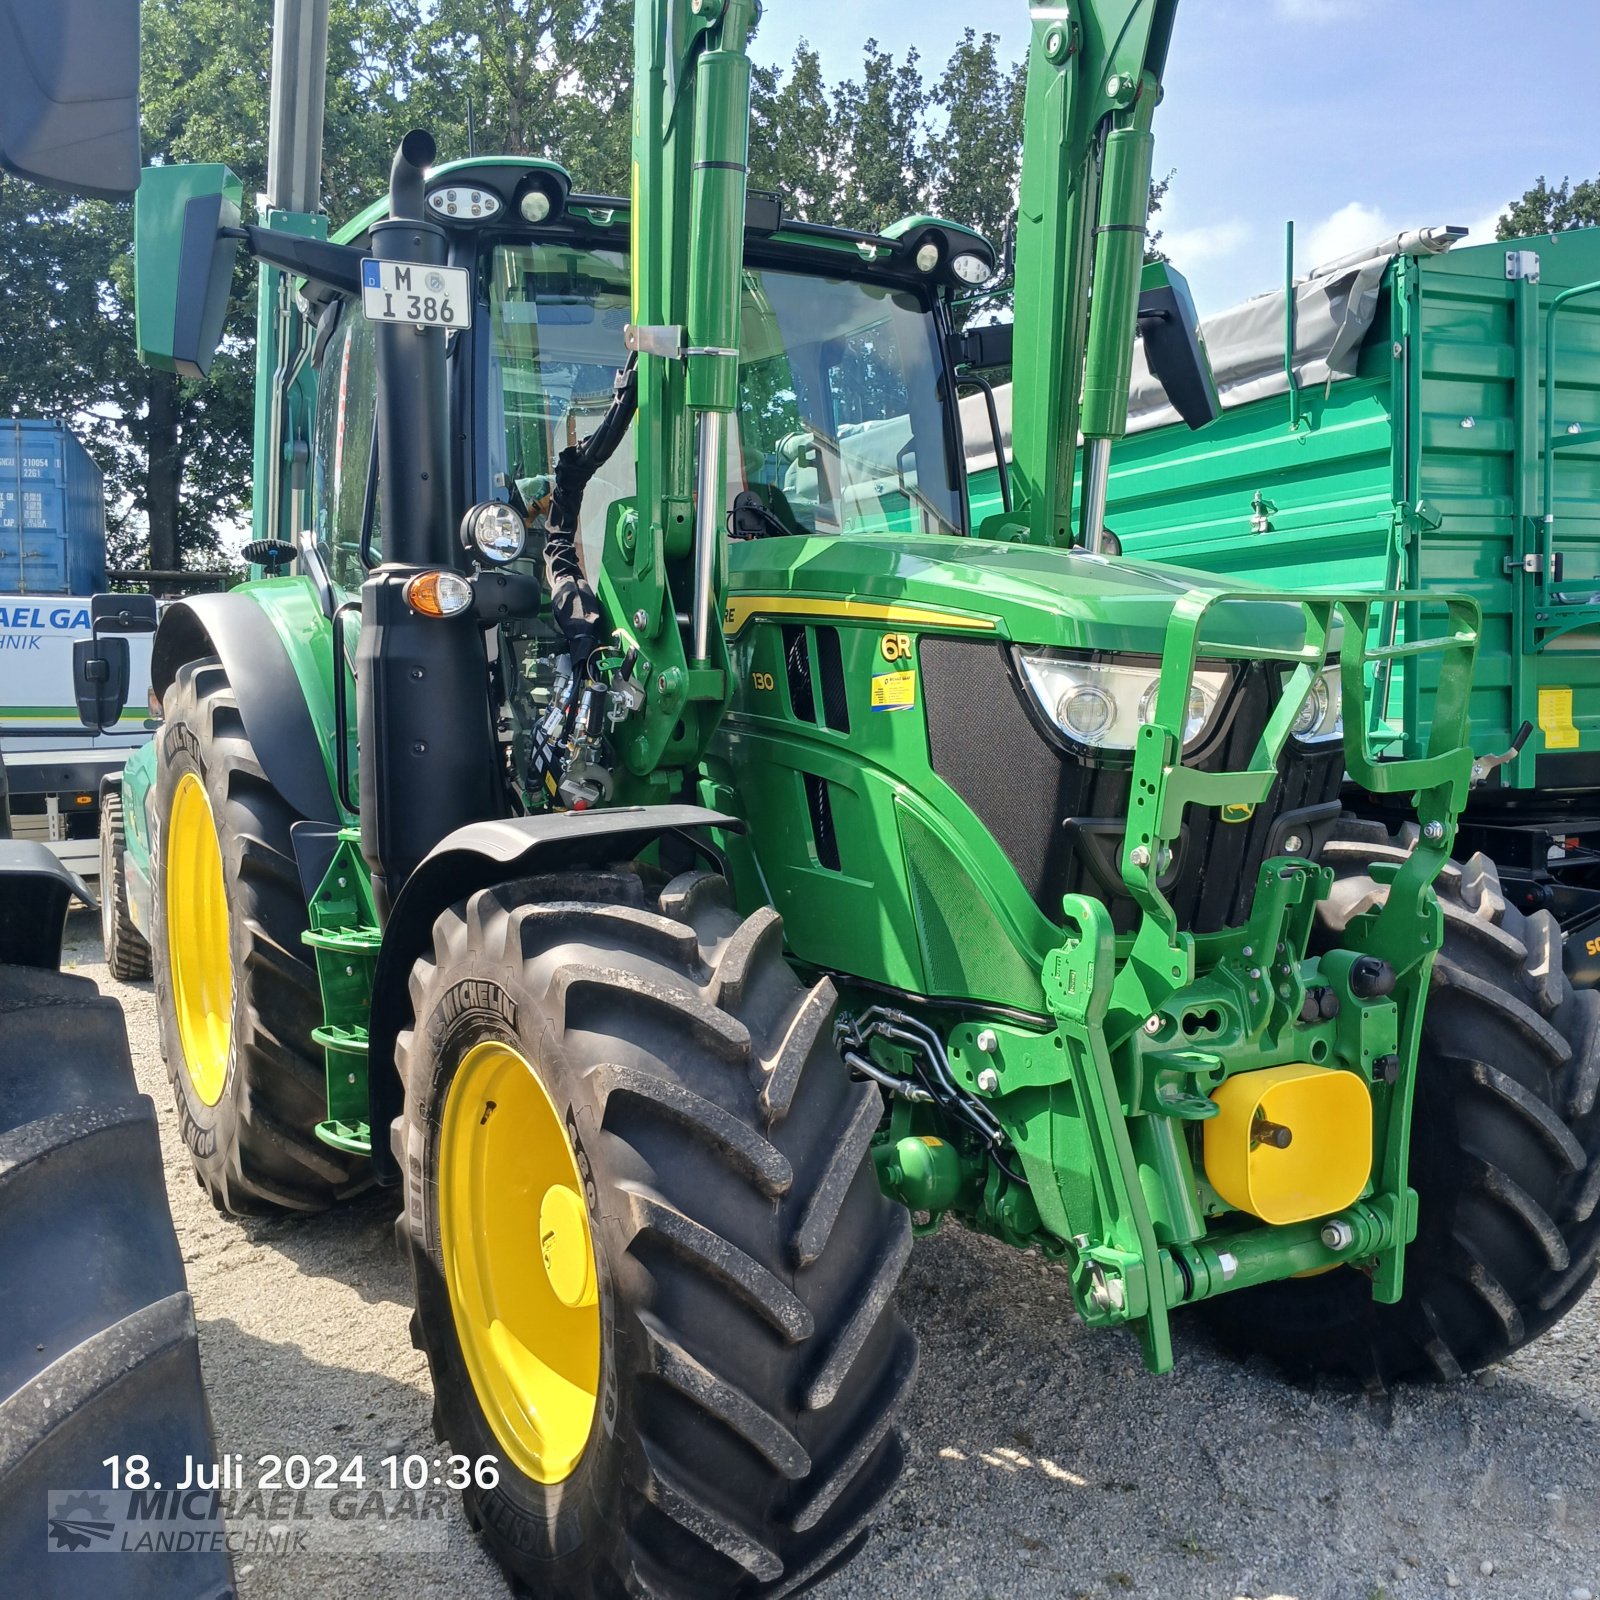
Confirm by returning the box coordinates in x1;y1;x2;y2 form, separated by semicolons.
920;637;1345;935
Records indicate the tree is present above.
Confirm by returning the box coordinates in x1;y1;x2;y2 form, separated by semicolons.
0;3;1176;580
927;30;1025;251
750;44;844;224
0;0;420;582
408;1;633;192
1497;174;1600;240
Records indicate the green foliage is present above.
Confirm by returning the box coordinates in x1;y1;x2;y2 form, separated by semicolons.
1496;173;1600;239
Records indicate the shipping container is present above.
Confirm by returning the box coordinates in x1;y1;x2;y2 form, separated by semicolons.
0;419;107;595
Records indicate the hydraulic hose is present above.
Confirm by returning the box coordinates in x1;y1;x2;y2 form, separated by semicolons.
543;355;638;679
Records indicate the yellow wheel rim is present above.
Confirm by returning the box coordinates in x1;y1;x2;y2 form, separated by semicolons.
440;1040;601;1484
166;772;232;1107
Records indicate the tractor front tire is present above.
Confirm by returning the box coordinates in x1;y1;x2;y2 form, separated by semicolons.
99;784;151;982
152;656;361;1214
396;868;916;1598
1200;825;1600;1385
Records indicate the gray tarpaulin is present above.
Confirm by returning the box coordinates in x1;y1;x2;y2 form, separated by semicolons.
960;226;1465;473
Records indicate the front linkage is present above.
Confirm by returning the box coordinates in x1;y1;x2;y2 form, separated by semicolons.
860;589;1480;1372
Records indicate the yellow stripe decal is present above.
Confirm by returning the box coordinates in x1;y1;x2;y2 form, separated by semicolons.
722;594;996;636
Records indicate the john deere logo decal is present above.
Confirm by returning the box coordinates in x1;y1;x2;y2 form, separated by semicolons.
1221;802;1255;824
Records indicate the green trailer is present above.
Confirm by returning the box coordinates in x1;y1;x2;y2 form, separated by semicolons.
969;225;1600;984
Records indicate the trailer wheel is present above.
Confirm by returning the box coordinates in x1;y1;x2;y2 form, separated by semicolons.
152;656;361;1213
396;869;915;1598
0;963;232;1597
1200;823;1600;1385
99;784;151;982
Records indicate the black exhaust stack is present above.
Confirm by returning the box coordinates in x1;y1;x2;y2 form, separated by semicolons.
358;130;500;918
371;129;450;561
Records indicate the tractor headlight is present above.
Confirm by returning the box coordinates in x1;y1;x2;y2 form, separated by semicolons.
1290;666;1343;742
460;501;527;565
426;185;502;221
1016;650;1230;752
950;251;992;286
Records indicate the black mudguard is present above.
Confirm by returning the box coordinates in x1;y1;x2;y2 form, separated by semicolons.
366;804;742;1183
0;842;95;969
151;593;337;825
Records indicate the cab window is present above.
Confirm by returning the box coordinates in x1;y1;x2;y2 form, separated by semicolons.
311;305;380;592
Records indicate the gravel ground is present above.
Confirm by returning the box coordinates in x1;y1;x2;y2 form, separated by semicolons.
63;906;1600;1600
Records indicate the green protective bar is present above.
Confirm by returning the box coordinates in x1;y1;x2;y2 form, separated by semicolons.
685;0;755;415
1118;585;1479;967
1079;89;1156;440
1541;277;1600;577
1284;219;1301;432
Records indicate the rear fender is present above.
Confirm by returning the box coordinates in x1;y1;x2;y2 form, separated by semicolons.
150;581;340;825
366;805;742;1183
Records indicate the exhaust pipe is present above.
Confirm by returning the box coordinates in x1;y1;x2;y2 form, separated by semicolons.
359;131;499;915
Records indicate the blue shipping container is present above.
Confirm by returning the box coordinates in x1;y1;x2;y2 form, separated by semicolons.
0;419;106;595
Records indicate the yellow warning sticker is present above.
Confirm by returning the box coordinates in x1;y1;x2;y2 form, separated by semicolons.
1538;686;1580;750
870;670;916;712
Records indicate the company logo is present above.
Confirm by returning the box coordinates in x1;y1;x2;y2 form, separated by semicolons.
1220;802;1256;824
47;1492;114;1551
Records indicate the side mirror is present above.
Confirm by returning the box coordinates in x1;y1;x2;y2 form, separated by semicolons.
951;321;1014;372
135;163;244;379
0;1;142;200
1137;261;1220;431
73;592;157;730
73;637;131;730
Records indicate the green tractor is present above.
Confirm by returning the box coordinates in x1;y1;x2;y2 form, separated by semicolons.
73;0;1600;1592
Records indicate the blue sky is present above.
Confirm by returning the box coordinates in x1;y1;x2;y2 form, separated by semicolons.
753;0;1599;314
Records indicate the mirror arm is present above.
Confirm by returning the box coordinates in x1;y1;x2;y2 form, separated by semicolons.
228;226;366;297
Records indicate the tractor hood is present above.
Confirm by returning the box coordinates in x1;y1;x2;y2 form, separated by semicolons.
725;533;1327;659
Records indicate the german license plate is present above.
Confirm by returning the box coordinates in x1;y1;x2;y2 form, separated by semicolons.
360;259;472;328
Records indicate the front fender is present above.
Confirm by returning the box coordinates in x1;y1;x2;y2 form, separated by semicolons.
366;805;742;1184
151;579;341;825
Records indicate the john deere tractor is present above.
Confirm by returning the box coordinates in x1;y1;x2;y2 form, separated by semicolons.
70;0;1600;1593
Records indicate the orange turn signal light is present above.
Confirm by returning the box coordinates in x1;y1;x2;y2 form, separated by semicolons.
404;569;473;618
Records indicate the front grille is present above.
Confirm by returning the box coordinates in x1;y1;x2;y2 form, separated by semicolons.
921;638;1345;935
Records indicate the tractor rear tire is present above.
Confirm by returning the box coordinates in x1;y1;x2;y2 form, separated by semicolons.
0;963;232;1599
100;785;152;982
1199;823;1600;1385
396;868;916;1598
152;655;361;1214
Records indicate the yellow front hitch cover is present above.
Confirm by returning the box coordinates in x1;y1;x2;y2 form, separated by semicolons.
1203;1063;1372;1226
440;1040;600;1485
166;772;232;1106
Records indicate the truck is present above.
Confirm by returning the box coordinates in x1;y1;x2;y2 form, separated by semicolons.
55;0;1600;1593
0;419;154;882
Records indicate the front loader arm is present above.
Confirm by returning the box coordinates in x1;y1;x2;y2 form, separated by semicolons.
599;0;757;799
1007;1;1179;549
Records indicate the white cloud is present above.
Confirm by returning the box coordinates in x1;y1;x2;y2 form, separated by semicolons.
1462;202;1511;245
1301;201;1393;270
1274;0;1374;22
1159;218;1253;265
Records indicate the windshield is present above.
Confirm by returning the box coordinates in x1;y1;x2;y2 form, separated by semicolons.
486;241;962;571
